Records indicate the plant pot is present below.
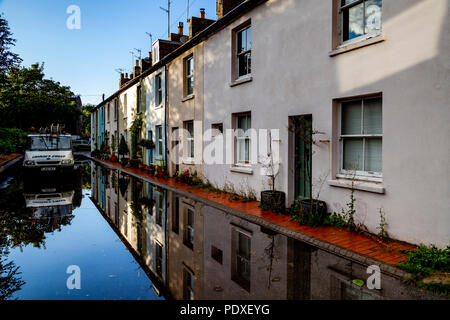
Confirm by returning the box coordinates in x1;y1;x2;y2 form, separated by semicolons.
129;159;140;169
298;199;328;226
260;190;286;214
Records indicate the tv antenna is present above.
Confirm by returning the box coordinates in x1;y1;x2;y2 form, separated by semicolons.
129;51;136;67
160;0;170;38
115;68;126;74
133;48;142;60
146;32;153;49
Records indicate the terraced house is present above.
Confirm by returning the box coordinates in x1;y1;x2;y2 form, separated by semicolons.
92;0;450;248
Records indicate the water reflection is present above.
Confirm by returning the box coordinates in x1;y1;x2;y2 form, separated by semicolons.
90;163;434;300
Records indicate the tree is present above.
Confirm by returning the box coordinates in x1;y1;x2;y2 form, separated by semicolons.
0;63;81;131
81;105;95;139
0;13;22;80
118;134;129;161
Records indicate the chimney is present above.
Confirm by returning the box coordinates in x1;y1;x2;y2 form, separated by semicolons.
189;12;216;39
178;22;184;35
216;0;244;19
133;59;141;78
130;73;134;80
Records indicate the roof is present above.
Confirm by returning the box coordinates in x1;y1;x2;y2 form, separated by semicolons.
95;0;268;110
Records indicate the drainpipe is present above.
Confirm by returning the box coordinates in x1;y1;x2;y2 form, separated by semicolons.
164;65;169;173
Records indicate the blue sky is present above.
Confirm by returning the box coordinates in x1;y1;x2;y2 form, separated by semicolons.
0;0;216;105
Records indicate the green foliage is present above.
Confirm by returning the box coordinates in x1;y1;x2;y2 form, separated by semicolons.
138;139;155;149
324;212;350;228
130;116;143;158
0;13;22;78
0;63;79;131
377;208;389;240
417;282;450;296
397;245;450;278
0;128;27;154
81;105;94;139
398;244;450;296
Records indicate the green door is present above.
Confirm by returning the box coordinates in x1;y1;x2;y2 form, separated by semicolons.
294;115;312;200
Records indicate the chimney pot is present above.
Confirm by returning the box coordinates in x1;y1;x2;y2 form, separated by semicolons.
200;8;205;19
178;22;184;35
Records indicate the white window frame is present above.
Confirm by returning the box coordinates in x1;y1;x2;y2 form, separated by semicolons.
235;114;251;165
339;0;382;46
123;94;127;119
185;56;194;97
155;73;163;108
185;208;195;248
338;96;383;181
184;121;194;160
236;25;251;79
156;125;163;158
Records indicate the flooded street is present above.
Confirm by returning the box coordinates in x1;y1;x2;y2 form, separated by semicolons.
0;160;435;300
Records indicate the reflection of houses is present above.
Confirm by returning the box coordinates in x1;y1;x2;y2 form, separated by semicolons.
203;206;292;299
90;166;169;295
167;191;204;300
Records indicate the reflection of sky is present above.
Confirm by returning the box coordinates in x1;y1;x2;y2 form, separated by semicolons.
7;192;163;300
348;0;382;39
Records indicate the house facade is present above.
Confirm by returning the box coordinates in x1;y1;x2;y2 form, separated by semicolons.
92;0;450;247
201;0;450;247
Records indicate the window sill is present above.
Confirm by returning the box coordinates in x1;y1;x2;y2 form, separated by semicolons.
182;158;196;165
155;104;163;109
327;179;385;194
329;34;385;57
230;165;253;175
182;94;195;102
230;76;252;87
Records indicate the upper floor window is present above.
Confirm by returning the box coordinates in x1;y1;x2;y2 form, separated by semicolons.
340;96;382;177
123;94;127;118
237;26;251;78
137;85;142;114
155;73;163;107
340;0;382;43
185;56;194;96
114;99;118;121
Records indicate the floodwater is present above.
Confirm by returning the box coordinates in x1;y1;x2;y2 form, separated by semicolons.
0;160;429;300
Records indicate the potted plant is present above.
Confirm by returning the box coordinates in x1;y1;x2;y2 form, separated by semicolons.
138;139;155;150
118;134;129;163
148;163;156;175
260;131;286;214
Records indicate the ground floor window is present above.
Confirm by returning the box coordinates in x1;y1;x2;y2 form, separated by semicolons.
340;96;382;177
234;113;251;164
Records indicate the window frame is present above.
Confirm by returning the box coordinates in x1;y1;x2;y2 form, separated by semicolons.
137;85;142;114
235;113;251;165
184;55;194;97
235;24;252;79
156;125;163;157
184;120;194;160
184;207;195;250
338;95;383;180
155;73;163;107
183;268;194;300
155;241;163;277
339;0;382;46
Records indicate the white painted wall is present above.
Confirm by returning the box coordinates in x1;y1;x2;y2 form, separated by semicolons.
203;0;450;247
